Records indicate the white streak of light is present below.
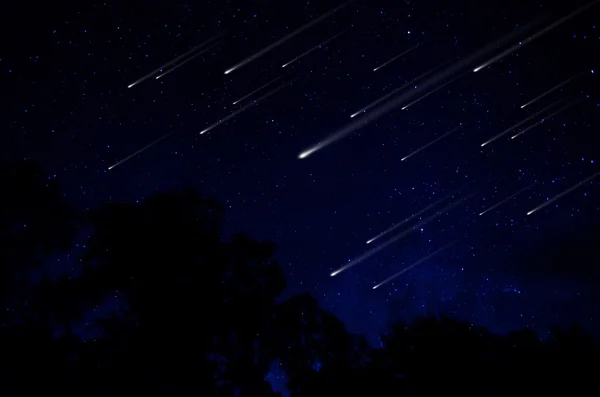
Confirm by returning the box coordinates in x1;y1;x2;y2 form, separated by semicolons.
282;29;350;68
155;43;219;80
127;34;222;88
401;75;462;110
373;242;456;289
481;99;563;147
200;79;296;135
350;61;450;118
510;100;579;140
224;1;353;74
232;77;281;105
520;71;585;109
297;23;532;159
473;1;599;73
526;171;600;216
331;194;474;277
366;190;460;245
373;42;423;72
479;183;536;216
401;125;462;162
107;132;174;170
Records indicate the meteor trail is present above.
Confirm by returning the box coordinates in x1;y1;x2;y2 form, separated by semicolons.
282;29;350;68
350;61;449;118
200;79;297;135
366;190;459;245
481;99;563;147
526;171;600;216
401;125;462;161
401;74;463;110
155;42;219;80
127;34;222;88
479;183;536;216
373;42;423;72
224;1;353;75
107;132;174;171
331;193;474;277
520;71;585;109
510;100;579;140
373;242;456;289
232;77;280;105
473;1;599;73
298;23;532;159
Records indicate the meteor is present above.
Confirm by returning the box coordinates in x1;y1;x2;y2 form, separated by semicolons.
282;28;350;68
224;1;353;75
331;193;475;277
373;42;423;72
473;1;599;73
401;125;462;161
481;99;563;147
297;22;531;159
155;42;220;80
107;132;174;171
520;71;585;109
526;171;600;216
200;79;297;135
479;183;536;216
510;100;579;140
127;34;223;88
401;74;463;110
373;242;456;289
350;61;450;118
366;190;460;245
232;77;281;105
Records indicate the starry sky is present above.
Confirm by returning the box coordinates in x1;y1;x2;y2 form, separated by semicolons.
2;0;600;346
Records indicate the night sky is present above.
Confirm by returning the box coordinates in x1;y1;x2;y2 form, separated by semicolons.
2;0;600;353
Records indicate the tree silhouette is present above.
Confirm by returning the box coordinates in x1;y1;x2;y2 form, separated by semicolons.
1;161;599;396
0;160;76;319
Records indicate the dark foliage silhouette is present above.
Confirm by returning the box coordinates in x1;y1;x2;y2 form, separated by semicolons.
0;160;598;396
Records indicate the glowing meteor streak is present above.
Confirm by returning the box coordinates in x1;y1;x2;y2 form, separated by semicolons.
155;42;219;80
282;29;350;68
297;23;531;159
200;79;297;135
520;71;585;109
331;193;475;277
350;61;450;118
366;190;460;245
107;132;174;170
232;77;280;105
526;171;600;216
481;99;563;147
510;100;579;140
373;42;423;72
224;1;353;75
127;34;223;88
401;125;462;161
401;75;463;110
479;183;536;216
373;242;456;289
473;1;599;73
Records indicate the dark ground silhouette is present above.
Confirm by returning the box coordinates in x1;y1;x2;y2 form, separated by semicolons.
0;160;597;396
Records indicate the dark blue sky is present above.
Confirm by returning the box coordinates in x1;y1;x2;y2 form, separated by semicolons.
1;0;599;347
